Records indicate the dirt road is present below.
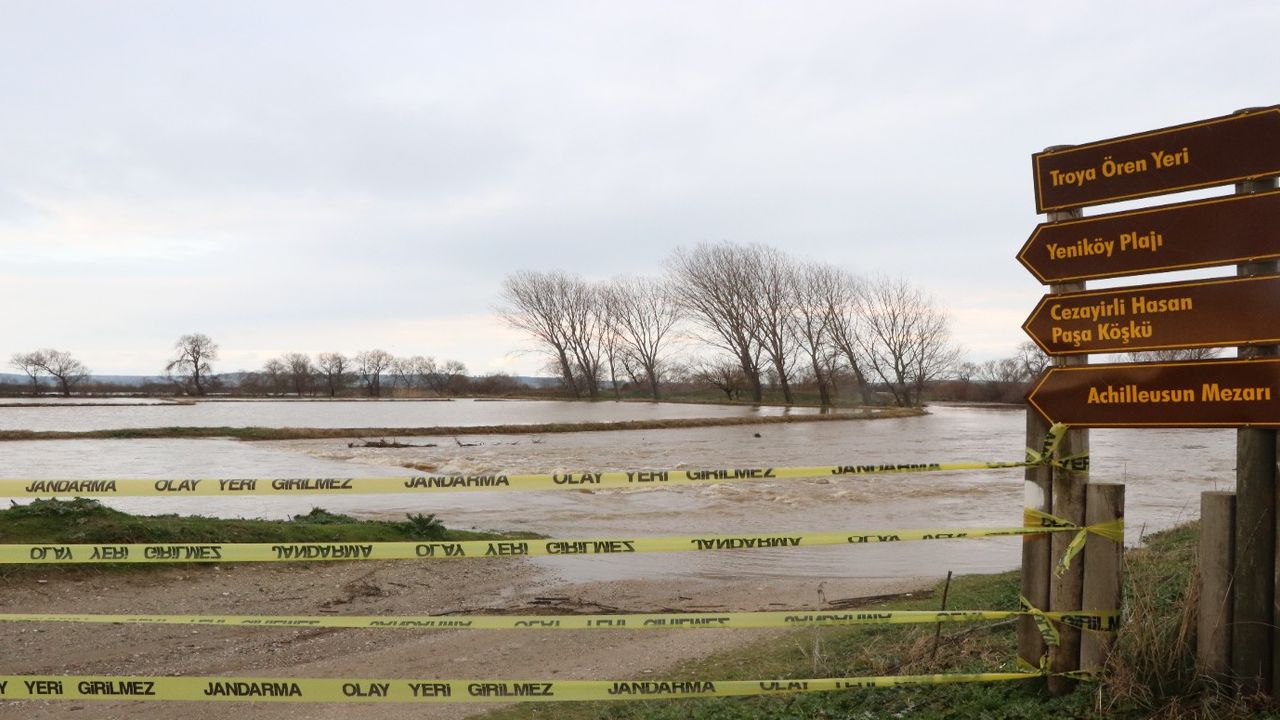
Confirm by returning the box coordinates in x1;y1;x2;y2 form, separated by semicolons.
0;560;927;720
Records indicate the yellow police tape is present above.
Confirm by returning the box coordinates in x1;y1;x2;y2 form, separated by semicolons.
0;607;1119;632
1024;508;1124;576
0;426;1082;499
0;513;1122;564
0;669;1094;703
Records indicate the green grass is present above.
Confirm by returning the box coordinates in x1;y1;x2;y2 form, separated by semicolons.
0;498;534;577
477;523;1278;720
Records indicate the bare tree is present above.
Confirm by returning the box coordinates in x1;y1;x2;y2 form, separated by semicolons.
354;349;394;397
282;353;315;397
31;349;91;396
560;278;607;398
428;359;469;396
743;245;800;403
600;311;624;400
261;358;287;395
971;357;1028;402
823;271;875;404
415;357;466;396
949;343;1051;403
692;359;748;401
10;351;47;396
975;358;1023;386
666;243;765;401
389;356;424;394
166;333;218;396
605;276;682;400
417;357;443;394
856;276;961;407
498;270;582;397
791;263;841;405
400;356;470;397
1016;340;1050;380
317;352;351;397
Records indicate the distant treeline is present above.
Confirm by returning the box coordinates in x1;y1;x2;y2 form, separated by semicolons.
4;339;537;399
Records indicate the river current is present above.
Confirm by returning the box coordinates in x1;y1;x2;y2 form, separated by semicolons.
0;402;1232;586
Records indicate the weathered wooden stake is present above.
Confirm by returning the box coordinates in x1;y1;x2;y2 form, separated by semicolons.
1020;410;1053;667
1080;483;1124;672
1231;169;1278;696
1048;422;1088;695
1199;491;1236;678
1044;195;1087;696
932;570;954;660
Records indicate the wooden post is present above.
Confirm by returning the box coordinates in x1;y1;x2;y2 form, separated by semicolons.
1044;191;1087;695
1020;410;1053;667
1048;422;1088;696
1200;491;1236;678
1231;167;1279;695
1080;483;1124;671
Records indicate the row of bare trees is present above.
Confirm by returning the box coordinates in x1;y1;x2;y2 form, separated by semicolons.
947;342;1221;404
247;351;469;397
499;273;680;401
499;242;961;406
950;341;1049;403
7;334;473;399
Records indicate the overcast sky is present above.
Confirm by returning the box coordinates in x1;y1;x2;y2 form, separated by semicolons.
1;1;1275;376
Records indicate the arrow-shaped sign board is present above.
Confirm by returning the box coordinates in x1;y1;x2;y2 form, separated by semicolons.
1027;358;1280;428
1023;275;1280;356
1018;189;1280;284
1032;106;1280;213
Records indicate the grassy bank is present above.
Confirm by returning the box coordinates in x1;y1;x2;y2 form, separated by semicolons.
479;523;1267;720
0;498;530;574
0;407;923;442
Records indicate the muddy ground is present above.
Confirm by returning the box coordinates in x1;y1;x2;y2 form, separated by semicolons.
0;559;928;720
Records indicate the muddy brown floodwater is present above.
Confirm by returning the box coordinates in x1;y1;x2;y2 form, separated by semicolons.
0;404;1236;719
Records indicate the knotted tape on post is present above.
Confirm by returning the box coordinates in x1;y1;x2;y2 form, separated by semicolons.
1022;508;1124;577
1015;594;1120;644
1018;595;1060;648
1024;423;1089;472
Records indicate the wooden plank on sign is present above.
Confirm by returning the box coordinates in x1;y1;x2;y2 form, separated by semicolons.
1026;358;1280;428
1022;275;1280;356
1018;188;1280;284
1032;106;1280;213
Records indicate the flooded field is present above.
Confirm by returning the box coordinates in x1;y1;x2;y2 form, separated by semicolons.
0;397;824;432
0;404;1232;587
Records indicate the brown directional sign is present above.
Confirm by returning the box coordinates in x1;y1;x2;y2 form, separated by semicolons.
1018;188;1280;284
1033;106;1280;213
1027;358;1280;428
1022;275;1280;356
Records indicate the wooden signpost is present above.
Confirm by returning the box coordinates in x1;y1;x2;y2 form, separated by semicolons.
1018;188;1280;284
1026;358;1280;428
1023;275;1280;356
1033;106;1280;213
1020;106;1280;696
